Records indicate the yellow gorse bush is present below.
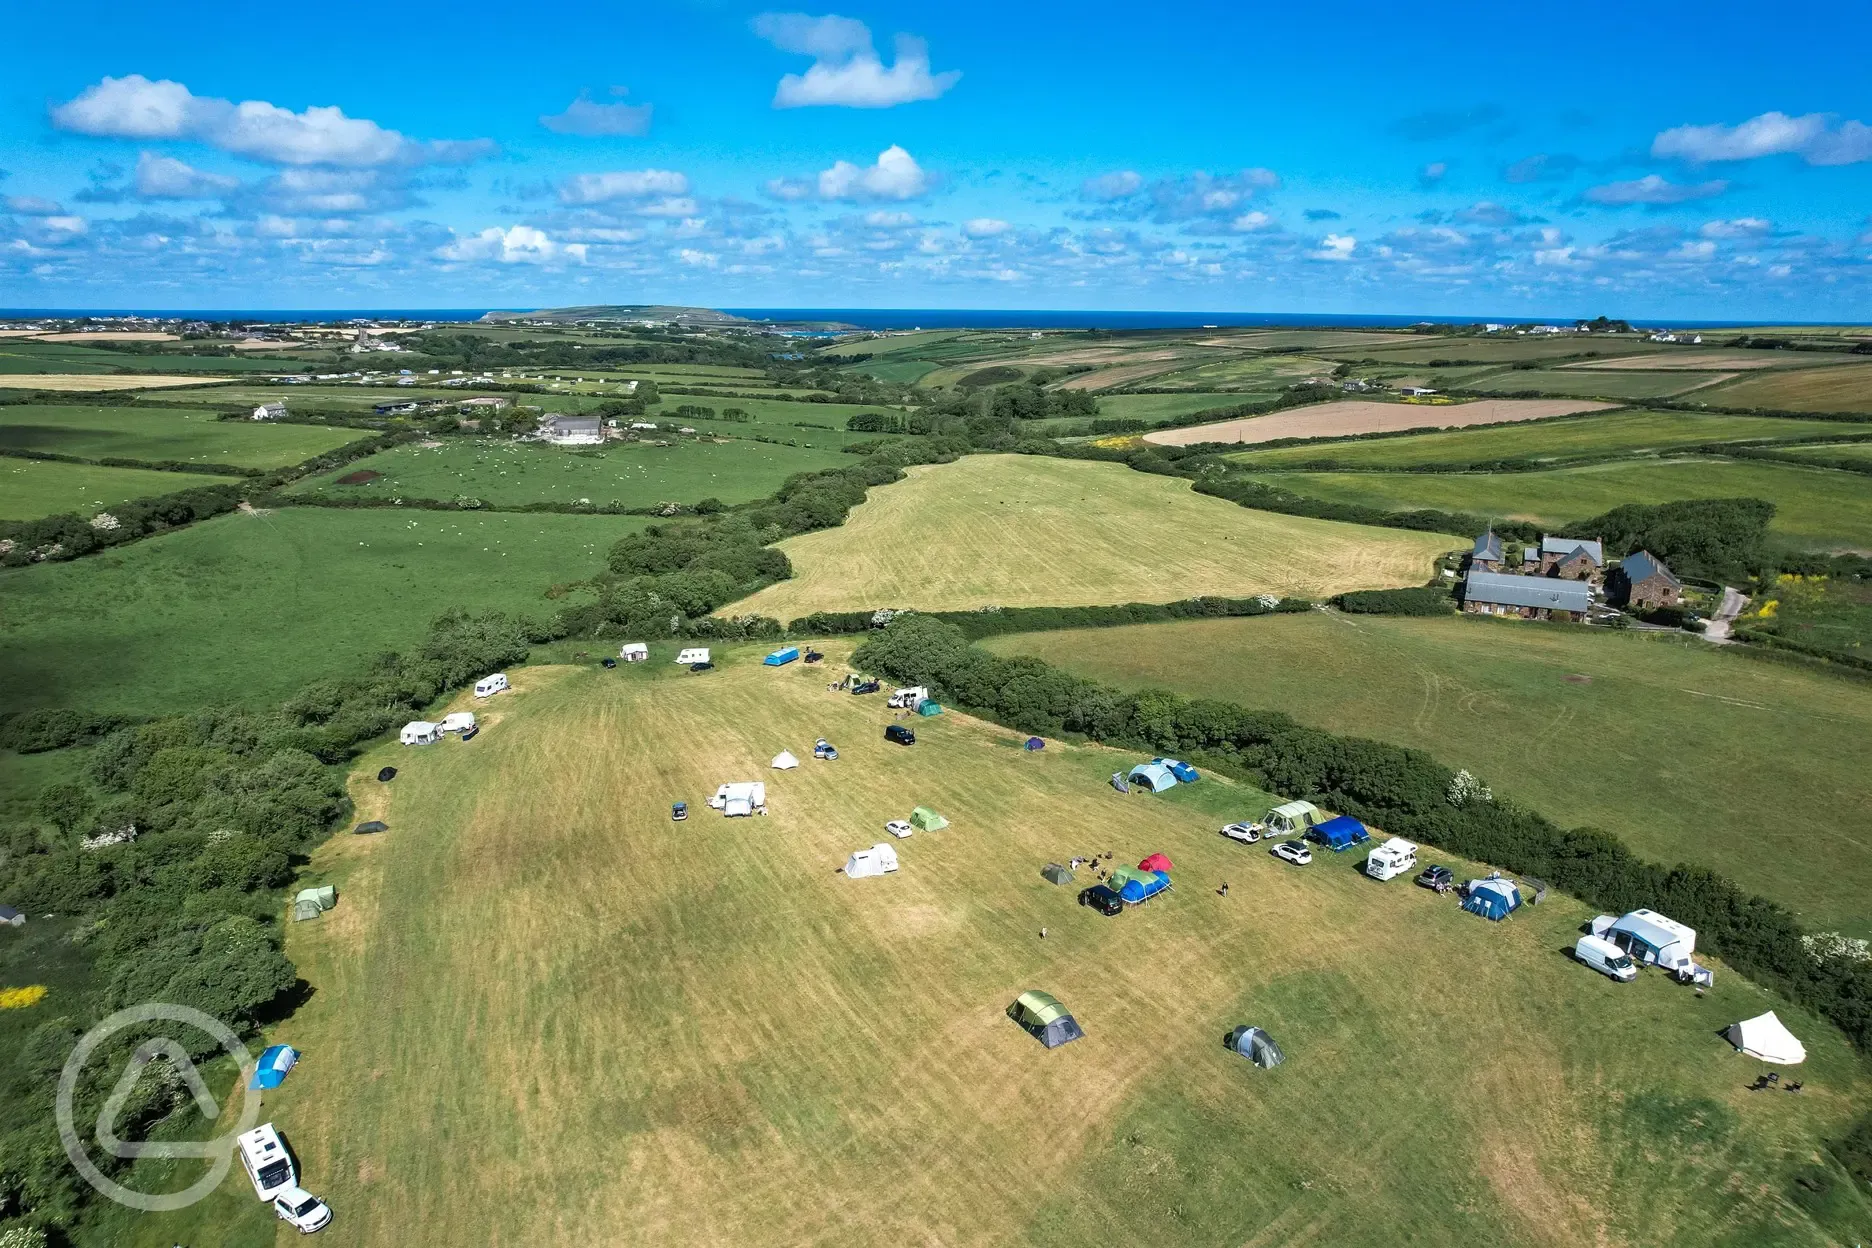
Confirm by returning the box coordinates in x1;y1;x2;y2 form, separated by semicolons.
0;985;48;1009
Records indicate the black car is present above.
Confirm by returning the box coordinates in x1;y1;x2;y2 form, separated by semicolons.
804;649;823;664
601;657;617;669
690;661;714;672
851;679;881;695
885;723;916;746
1416;864;1454;892
1078;884;1123;916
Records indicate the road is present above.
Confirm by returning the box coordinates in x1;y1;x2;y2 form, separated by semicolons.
1702;585;1750;643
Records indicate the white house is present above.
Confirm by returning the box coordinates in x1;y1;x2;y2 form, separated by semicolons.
399;721;441;746
252;402;288;421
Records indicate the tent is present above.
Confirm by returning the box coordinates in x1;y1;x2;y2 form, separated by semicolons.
916;700;943;716
1462;877;1521;921
1110;772;1130;794
353;821;387;836
291;886;336;922
771;751;800;770
1263;800;1323;836
844;843;899;878
711;782;767;816
1025;737;1045;751
1109;865;1170;903
1041;863;1075;885
1128;762;1178;793
619;643;648;662
1726;1011;1806;1065
910;806;948;831
1137;852;1174;873
1007;990;1085;1049
763;646;800;666
1310;815;1371;852
376;766;396;782
249;1045;300;1090
1227;1026;1285;1069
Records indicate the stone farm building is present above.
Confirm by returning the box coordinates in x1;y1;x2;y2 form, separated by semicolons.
1463;570;1592;622
539;414;604;446
1609;550;1682;609
1540;536;1605;582
1470;532;1505;573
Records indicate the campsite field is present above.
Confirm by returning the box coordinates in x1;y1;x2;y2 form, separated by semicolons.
0;507;643;716
1091;392;1261;423
1707;363;1872;413
1227;409;1862;469
286;437;849;508
108;648;1872;1248
0;457;244;521
0;403;362;468
729;454;1458;619
1456;368;1732;400
1142;398;1616;446
984;612;1872;936
1253;459;1872;550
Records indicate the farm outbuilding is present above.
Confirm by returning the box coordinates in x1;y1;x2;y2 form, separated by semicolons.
1128;762;1178;793
1007;990;1085;1049
1462;877;1521;921
844;843;899;878
1726;1011;1806;1065
1310;815;1371;852
1227;1026;1285;1069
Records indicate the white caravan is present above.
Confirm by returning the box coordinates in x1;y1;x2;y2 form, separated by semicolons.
676;647;711;665
888;685;930;709
1592;909;1697;974
619;643;649;662
1364;837;1419;881
472;673;509;698
399;721;440;746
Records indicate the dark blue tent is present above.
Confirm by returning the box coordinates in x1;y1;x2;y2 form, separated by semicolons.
1113;867;1171;903
249;1044;299;1090
1310;815;1371;852
1024;737;1045;751
1462;877;1521;921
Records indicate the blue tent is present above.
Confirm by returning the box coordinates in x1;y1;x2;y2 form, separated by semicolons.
1463;878;1522;921
1112;867;1172;903
916;700;942;716
1310;815;1371;852
1127;762;1178;793
1024;737;1045;751
249;1044;299;1090
763;647;800;666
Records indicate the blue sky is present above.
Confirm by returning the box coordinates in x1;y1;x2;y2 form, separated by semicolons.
2;0;1870;317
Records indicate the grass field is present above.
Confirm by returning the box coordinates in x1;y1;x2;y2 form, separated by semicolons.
1228;410;1862;469
0;403;362;468
1707;364;1872;413
0;340;316;374
287;437;849;508
1778;441;1872;464
1333;338;1661;365
1256;459;1872;550
0;457;244;520
1093;392;1258;422
181;385;496;411
0;507;641;716
0;374;232;392
1132;354;1329;391
1144;398;1615;446
731;455;1457;618
106;648;1871;1247
1459;369;1732;400
985;613;1872;935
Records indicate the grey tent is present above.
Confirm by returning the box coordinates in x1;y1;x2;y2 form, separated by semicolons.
1041;863;1075;886
1111;771;1130;794
1227;1025;1285;1069
292;896;323;921
1008;991;1085;1049
292;886;337;922
354;821;388;836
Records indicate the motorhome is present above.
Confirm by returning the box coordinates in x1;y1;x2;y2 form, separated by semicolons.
236;1124;297;1201
888;685;930;709
1364;837;1418;881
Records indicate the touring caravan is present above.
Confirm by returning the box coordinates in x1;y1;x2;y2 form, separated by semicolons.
676;647;711;666
1592;909;1697;974
473;673;509;698
619;643;649;662
399;721;441;746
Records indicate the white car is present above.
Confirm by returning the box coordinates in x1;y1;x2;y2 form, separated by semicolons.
884;820;914;839
1270;840;1312;866
1220;822;1262;844
273;1185;333;1234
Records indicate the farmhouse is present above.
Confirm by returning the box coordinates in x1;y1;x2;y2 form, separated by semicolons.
1470;532;1504;572
539;414;604;446
1539;536;1605;582
1609;550;1682;609
252;401;287;421
1463;570;1592;621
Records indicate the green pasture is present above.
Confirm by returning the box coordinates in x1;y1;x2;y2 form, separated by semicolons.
0;457;244;521
1094;392;1258;422
1131;354;1327;391
0;340;322;374
1708;364;1872;414
0;404;362;468
1459;368;1731;400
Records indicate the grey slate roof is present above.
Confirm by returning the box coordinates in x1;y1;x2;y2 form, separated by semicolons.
1619;550;1679;587
1472;533;1503;562
1541;535;1604;565
542;414;601;434
1465;571;1593;612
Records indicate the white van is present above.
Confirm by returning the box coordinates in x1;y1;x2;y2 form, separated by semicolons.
236;1123;297;1201
1574;934;1638;982
473;673;508;698
438;712;476;734
887;685;930;709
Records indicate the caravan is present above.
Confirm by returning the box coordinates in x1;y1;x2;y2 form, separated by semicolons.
619;643;649;662
473;673;509;698
1364;837;1418;881
399;721;441;746
675;647;711;666
1592;909;1697;975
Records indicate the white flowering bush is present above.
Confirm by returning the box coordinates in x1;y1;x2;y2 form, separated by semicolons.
1802;931;1871;963
1447;769;1493;807
89;512;121;531
1255;594;1281;609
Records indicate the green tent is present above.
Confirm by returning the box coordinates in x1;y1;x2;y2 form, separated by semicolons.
1106;865;1152;892
1007;990;1085;1049
910;806;948;831
1041;863;1074;885
292;886;337;921
292;898;323;922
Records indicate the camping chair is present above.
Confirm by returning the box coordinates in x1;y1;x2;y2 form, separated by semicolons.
1786;1081;1803;1093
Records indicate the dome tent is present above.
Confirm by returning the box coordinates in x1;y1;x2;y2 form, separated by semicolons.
1462;877;1521;921
1227;1026;1285;1069
1007;990;1084;1049
910;806;948;831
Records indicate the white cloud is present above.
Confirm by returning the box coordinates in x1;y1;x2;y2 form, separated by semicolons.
678;248;719;267
52;75;493;168
1652;111;1872;167
437;224;581;264
1082;171;1143;200
962;217;1010;237
5;195;64;216
1420;161;1448;184
769;145;929;202
1767;264;1792;277
1312;233;1355;261
540;90;653;137
43;216;88;236
1583;174;1728;205
557;170;691;204
1671;239;1718;261
258;169;409;214
753;13;959;108
134;152;238;199
864;210;918;227
1230;211;1274;231
1701;217;1771;238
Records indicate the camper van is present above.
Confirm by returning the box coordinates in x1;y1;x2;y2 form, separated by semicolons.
1364;837;1418;881
236;1123;297;1201
888;685;930;709
1574;934;1638;982
473;673;509;698
438;712;476;734
398;721;440;746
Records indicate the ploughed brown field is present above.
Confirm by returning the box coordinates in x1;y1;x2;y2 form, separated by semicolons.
1141;398;1617;446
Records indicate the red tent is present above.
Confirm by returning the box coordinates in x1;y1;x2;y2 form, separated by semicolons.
1138;852;1174;873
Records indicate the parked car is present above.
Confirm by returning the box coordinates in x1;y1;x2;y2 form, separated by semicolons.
690;661;714;672
273;1186;332;1234
1270;840;1312;866
851;679;881;695
1220;822;1262;844
813;738;839;761
1415;864;1454;893
884;820;914;839
1078;884;1124;916
885;724;916;746
671;802;688;822
600;657;617;669
1155;757;1200;783
804;649;823;664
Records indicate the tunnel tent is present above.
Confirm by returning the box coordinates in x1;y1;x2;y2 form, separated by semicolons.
1007;990;1085;1049
249;1045;300;1090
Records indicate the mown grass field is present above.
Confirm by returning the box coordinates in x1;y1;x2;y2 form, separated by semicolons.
985;613;1872;936
0;340;317;374
109;648;1872;1247
1779;441;1872;464
1709;364;1872;413
731;455;1458;619
179;385;494;411
0;507;641;716
1229;410;1864;469
1123;354;1327;392
1329;338;1661;365
0;457;244;520
1256;459;1872;549
0;403;362;468
1459;368;1732;400
1093;392;1258;422
287;437;849;508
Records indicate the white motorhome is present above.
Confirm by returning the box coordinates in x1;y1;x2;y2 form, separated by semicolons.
888;685;930;709
708;782;768;817
236;1123;297;1201
1574;934;1638;982
676;647;711;666
1364;837;1418;881
438;712;476;734
473;673;509;698
1592;909;1697;974
619;643;649;662
399;721;440;746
